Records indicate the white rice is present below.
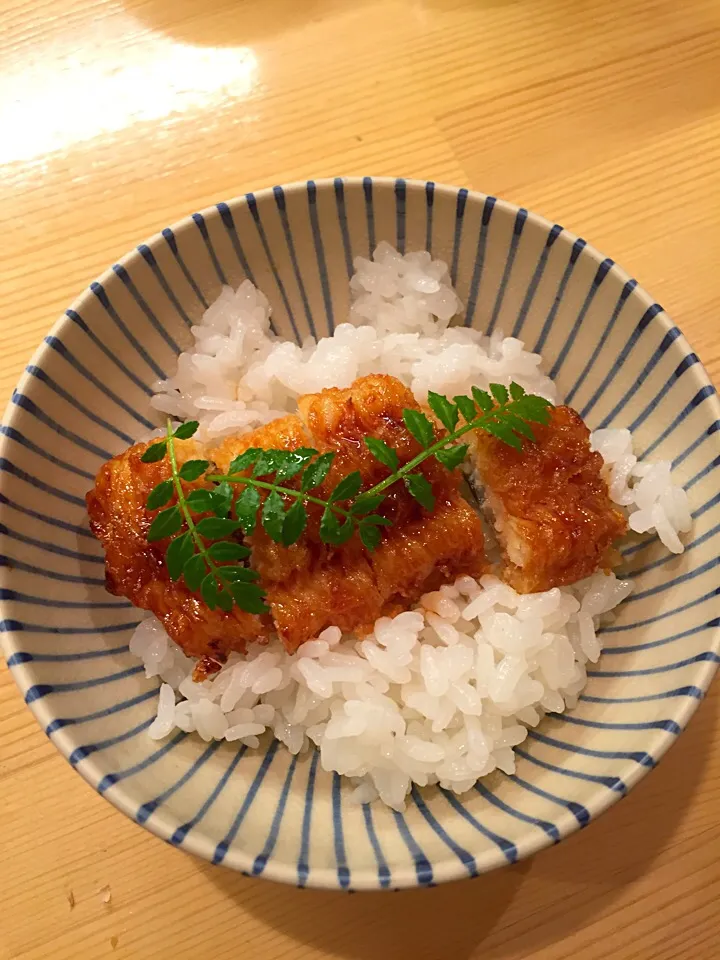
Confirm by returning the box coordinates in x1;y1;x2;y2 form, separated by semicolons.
134;571;632;810
151;241;557;441
591;429;692;554
133;244;690;809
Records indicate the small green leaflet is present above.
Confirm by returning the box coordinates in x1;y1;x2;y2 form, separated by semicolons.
146;479;173;510
215;587;234;613
206;541;250;561
360;514;392;527
515;394;552;424
212;481;233;518
489;383;509;405
453;395;477;423
183;554;207;592
301;452;335;491
174;421;199;440
179;459;210;481
483;418;522;450
228;448;261;474
358;521;381;551
350;493;385;516
195;517;243;539
185;489;217;512
435;443;469;471
235;486;260;535
329;470;362;502
200;572;220;610
147;505;182;541
140;441;167;463
319;506;354;545
166;531;194;581
427;391;459;432
253;450;294;477
217;565;260;582
282;500;307;546
510;382;526;401
403;409;434;449
229;582;269;614
261;489;286;542
275;448;318;481
201;574;236;613
364;436;399;472
404;473;435;510
504;413;535;441
471;386;493;413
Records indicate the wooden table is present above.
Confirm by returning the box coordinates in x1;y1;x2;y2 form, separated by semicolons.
2;1;719;957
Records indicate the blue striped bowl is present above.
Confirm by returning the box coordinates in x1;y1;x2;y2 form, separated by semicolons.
2;178;719;890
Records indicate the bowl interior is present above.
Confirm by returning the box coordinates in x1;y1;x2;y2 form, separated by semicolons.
2;178;719;890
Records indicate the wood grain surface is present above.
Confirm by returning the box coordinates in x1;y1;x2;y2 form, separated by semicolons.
1;1;719;957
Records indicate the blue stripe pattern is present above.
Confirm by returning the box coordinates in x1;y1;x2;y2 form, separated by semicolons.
464;195;496;327
510;223;562;338
252;755;298;875
216;203;256;286
273;186;316;339
332;772;351;889
0;425;94;481
333;178;354;278
191;212;227;285
212;740;279;865
307;181;334;333
362;802;392;887
137;244;193;327
450;188;468;287
392;809;433;885
548;257;614;380
161;227;208;308
2;177;718;891
246;193;298;342
411;787;477;875
533;238;586;353
487;207;527;335
424;181;435;254
66;308;154;397
171;747;247;845
11;392;113;461
90;281;167;379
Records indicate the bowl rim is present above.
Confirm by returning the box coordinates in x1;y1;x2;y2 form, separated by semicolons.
2;176;719;889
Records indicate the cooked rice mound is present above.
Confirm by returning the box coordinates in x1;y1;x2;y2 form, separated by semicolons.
119;244;691;810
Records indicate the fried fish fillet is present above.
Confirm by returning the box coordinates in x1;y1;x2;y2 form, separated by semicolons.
86;436;267;667
87;375;487;663
213;374;487;651
472;404;627;593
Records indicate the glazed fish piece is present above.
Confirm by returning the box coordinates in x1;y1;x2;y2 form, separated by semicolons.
88;374;487;664
213;373;488;652
86;436;267;669
472;404;627;592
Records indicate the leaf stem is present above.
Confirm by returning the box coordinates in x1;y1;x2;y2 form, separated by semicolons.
206;399;529;516
359;401;518;499
146;384;550;615
165;421;222;585
205;473;353;519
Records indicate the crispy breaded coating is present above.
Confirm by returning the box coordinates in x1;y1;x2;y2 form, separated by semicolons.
213;374;487;651
86;437;267;665
472;405;627;593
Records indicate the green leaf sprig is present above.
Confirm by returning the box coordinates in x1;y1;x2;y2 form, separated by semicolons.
141;383;552;614
141;421;268;615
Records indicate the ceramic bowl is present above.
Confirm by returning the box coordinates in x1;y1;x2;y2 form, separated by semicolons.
2;178;719;890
